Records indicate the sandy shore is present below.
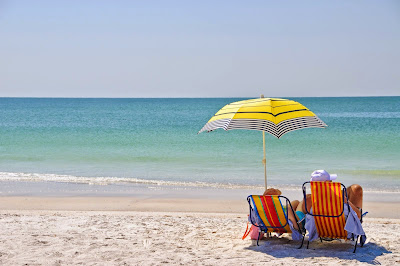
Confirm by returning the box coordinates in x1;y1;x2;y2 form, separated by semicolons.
0;196;399;218
0;197;399;265
0;210;399;265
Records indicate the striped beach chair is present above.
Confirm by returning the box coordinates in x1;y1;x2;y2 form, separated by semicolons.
302;181;362;252
246;195;305;248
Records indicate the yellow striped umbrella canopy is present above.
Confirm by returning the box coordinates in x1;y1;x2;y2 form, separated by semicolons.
199;97;327;138
198;97;327;189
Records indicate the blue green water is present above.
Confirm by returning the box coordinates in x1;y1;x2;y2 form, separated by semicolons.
0;97;399;192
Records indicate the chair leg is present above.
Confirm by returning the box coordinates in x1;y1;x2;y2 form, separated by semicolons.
306;240;310;249
320;237;323;243
297;235;305;249
257;231;262;246
353;235;359;253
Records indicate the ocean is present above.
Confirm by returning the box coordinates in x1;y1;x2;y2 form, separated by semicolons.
0;97;399;194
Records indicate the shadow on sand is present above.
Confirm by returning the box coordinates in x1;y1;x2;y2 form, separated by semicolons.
245;236;391;265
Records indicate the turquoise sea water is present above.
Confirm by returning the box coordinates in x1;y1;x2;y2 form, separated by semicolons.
0;97;399;192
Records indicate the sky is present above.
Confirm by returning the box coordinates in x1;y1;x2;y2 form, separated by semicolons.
1;1;399;98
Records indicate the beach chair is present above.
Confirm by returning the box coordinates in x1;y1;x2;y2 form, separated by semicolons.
246;195;306;248
302;181;365;252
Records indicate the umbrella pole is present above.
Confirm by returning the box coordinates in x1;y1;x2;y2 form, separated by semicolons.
263;131;267;190
260;94;267;191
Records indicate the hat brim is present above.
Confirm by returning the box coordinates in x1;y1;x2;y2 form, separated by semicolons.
330;174;337;180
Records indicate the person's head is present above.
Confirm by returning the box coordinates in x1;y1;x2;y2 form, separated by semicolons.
310;170;337;182
263;188;282;196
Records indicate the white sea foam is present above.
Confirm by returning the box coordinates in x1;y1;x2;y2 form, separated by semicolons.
0;171;399;193
0;171;264;190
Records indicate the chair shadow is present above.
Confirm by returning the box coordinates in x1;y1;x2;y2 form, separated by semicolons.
245;235;391;265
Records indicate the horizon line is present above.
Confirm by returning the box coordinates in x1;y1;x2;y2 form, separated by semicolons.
0;95;399;99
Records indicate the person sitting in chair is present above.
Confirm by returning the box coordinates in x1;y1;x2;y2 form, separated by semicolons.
263;187;305;231
298;170;364;219
261;187;306;240
300;170;366;243
249;187;303;240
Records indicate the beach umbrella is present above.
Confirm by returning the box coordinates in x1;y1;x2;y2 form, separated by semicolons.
198;96;327;190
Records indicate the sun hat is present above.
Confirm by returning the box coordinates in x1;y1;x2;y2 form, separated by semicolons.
310;170;337;181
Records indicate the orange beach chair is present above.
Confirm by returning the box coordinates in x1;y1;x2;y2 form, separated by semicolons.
246;195;305;248
302;181;365;252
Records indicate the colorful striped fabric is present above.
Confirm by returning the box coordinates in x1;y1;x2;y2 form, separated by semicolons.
249;195;292;233
198;98;327;138
310;181;347;239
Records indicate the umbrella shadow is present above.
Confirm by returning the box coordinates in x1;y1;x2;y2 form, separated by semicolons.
245;236;391;265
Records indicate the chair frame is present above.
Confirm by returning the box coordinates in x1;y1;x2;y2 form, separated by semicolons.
247;195;306;248
302;181;362;253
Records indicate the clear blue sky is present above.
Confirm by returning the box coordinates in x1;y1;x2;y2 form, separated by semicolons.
1;1;399;97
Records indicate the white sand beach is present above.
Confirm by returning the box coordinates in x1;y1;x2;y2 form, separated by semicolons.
1;0;399;265
0;197;399;265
